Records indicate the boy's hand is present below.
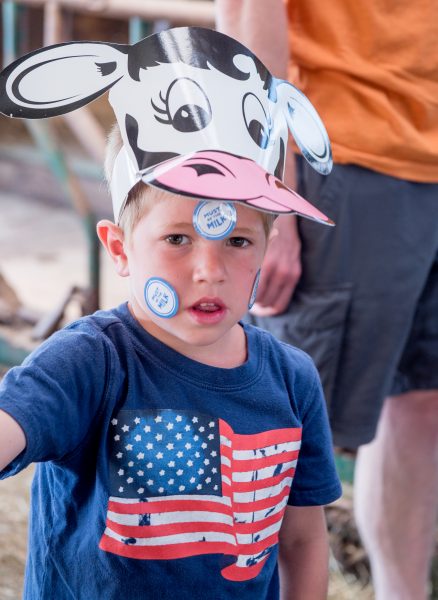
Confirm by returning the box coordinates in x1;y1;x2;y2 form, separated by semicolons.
0;409;26;471
251;215;302;316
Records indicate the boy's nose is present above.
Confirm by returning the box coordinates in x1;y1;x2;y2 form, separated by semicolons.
192;243;227;284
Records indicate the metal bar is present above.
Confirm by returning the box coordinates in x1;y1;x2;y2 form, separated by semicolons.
2;1;18;67
0;0;215;26
0;337;29;367
0;144;102;180
31;285;77;340
129;16;144;44
43;0;63;45
37;2;101;313
40;0;107;164
334;453;355;485
25;120;101;313
81;215;100;312
62;111;106;165
0;3;31;366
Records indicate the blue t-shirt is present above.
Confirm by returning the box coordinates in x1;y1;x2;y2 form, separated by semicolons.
0;303;341;599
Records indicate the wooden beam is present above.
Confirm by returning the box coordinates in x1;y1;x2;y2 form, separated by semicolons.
1;0;215;26
43;0;63;45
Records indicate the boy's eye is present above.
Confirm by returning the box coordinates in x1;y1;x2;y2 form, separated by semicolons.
228;237;250;248
166;234;190;245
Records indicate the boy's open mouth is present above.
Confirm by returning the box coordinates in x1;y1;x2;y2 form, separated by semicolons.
188;298;227;323
193;302;222;313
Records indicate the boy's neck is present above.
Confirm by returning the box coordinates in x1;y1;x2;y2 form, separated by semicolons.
127;302;248;369
177;326;247;368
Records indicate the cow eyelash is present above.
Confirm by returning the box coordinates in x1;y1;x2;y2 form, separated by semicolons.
151;91;171;125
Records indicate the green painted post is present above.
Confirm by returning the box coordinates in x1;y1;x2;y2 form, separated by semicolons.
334;453;356;485
0;338;29;368
2;1;18;68
25;120;101;314
129;18;153;44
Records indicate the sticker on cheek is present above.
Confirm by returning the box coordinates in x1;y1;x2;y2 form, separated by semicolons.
144;277;179;318
193;200;237;240
248;269;261;310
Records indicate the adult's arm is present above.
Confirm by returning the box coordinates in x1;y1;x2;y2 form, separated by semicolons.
215;0;289;77
278;504;330;599
0;409;26;471
216;0;303;315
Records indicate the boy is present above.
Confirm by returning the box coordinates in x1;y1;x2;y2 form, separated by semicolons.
0;27;341;599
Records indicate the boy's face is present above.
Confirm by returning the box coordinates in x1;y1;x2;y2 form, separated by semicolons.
122;194;268;359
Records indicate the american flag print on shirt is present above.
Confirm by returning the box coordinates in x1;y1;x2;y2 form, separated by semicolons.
100;409;302;581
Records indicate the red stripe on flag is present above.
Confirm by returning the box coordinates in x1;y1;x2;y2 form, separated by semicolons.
219;420;234;440
233;487;290;512
233;508;287;534
220;444;233;462
108;498;233;516
233;450;299;472
233;470;295;493
99;535;236;560
236;532;279;555
100;532;278;562
230;427;302;450
106;518;233;539
106;505;287;540
221;557;268;581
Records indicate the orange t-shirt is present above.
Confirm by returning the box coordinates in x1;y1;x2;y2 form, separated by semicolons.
286;0;438;181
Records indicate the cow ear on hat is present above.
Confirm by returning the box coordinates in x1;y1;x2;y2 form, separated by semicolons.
276;81;332;175
0;41;128;119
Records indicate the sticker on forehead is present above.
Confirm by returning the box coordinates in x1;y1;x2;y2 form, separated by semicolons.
144;277;179;318
193;200;237;240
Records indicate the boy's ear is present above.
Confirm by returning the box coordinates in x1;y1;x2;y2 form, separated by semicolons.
96;219;129;277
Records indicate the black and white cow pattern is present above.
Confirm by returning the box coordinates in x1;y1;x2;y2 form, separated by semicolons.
0;27;332;221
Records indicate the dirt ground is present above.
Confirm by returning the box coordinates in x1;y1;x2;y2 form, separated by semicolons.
0;467;33;600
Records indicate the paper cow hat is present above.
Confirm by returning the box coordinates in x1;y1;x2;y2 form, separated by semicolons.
0;27;333;224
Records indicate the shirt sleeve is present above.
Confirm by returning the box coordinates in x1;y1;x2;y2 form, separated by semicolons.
0;323;118;479
288;357;342;506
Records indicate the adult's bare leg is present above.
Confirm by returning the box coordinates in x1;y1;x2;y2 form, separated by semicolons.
354;390;438;600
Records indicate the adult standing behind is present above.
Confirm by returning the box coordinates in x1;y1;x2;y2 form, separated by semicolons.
216;2;438;599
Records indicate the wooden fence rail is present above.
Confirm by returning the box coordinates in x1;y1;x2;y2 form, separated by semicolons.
1;0;215;26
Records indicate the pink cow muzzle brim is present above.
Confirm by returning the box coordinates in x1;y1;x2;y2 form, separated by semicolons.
141;150;334;225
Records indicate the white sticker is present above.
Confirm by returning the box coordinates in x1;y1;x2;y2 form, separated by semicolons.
144;277;179;318
193;200;237;240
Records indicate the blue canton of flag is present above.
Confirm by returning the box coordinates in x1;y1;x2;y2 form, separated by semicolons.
108;410;222;498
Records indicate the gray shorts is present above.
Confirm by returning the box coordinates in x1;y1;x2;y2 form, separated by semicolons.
250;159;438;449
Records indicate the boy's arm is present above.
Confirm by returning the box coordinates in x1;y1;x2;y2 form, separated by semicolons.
278;504;329;600
0;409;26;471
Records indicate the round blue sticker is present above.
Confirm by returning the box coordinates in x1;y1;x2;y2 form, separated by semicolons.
248;269;261;310
193;200;237;240
144;277;179;318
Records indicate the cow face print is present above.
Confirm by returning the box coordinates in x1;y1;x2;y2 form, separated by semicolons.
0;27;332;224
152;77;212;132
107;49;287;182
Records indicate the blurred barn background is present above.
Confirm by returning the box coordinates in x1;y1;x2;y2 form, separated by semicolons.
0;2;435;598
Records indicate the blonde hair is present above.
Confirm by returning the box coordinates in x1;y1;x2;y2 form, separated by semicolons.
105;123;276;236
